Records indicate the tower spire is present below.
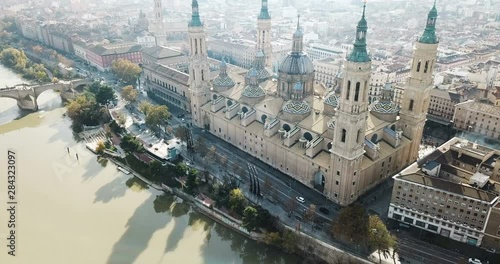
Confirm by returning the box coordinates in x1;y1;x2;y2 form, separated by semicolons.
347;1;370;62
259;0;271;20
189;0;203;27
292;14;303;53
419;1;438;44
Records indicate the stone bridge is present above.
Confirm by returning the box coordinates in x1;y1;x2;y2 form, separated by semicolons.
0;79;93;111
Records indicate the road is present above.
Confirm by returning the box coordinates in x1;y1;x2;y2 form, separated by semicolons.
396;233;467;264
190;126;338;224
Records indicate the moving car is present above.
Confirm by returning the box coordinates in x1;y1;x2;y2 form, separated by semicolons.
468;258;482;264
295;196;305;203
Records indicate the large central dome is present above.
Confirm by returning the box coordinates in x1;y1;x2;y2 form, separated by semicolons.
278;52;314;75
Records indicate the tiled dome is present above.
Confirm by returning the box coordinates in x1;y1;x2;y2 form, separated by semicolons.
282;100;311;115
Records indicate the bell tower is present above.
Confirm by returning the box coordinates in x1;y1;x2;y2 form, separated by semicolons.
399;1;439;162
188;0;211;127
330;2;371;206
153;0;166;46
257;0;272;68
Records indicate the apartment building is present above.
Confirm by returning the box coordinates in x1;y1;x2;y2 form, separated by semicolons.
453;100;500;140
313;57;342;87
427;88;463;124
389;138;500;251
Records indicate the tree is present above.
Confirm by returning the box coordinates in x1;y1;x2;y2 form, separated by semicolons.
194;136;209;157
331;204;369;245
0;47;27;71
185;169;198;194
262;175;273;197
368;215;396;263
149;160;163;182
219;155;228;172
305;204;316;226
281;230;298;253
174;126;189;142
111;58;141;83
242;206;258;232
204;145;219;164
285;196;298;213
116;112;126;126
229;188;246;214
51;77;59;83
139;102;170;133
66;93;106;130
32;45;43;54
95;84;116;105
120;134;143;153
96;141;105;154
262;231;282;246
121;85;138;104
232;163;247;179
139;101;151;114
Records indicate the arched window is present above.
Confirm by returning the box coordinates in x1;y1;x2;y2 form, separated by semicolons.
364;81;368;101
409;99;414;111
354;82;360;102
371;134;378;143
341;129;346;143
356;129;361;143
416;60;421;72
201;70;204;81
424;61;429;73
346;81;351;100
194;39;198;54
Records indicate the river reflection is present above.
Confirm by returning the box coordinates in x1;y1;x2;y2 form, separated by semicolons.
0;64;301;264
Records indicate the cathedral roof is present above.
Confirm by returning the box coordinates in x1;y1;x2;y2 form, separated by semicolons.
242;84;266;98
324;93;340;108
279;52;314;75
282;100;311;115
213;75;236;89
213;59;235;90
370;100;399;114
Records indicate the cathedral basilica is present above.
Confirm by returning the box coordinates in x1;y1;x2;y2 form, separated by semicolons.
187;0;440;205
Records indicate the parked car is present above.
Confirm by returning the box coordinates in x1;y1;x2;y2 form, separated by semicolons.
295;196;305;203
177;113;185;118
319;207;330;215
468;258;482;264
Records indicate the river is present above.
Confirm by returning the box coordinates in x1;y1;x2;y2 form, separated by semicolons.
0;64;300;264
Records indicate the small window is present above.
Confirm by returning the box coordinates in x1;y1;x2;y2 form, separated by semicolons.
354;82;360;102
341;129;346;143
409;99;414;111
416;60;421;72
346;81;351;100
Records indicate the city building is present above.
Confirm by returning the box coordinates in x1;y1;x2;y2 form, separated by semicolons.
82;42;143;72
190;2;440;205
313;57;342;87
388;137;500;251
453;100;500;140
427;88;463;124
306;44;343;61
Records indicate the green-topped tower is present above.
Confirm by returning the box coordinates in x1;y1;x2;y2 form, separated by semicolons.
256;0;272;68
330;2;372;205
188;0;211;128
348;2;370;63
399;1;440;163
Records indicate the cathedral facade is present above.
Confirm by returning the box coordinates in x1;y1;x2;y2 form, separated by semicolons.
188;0;440;205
